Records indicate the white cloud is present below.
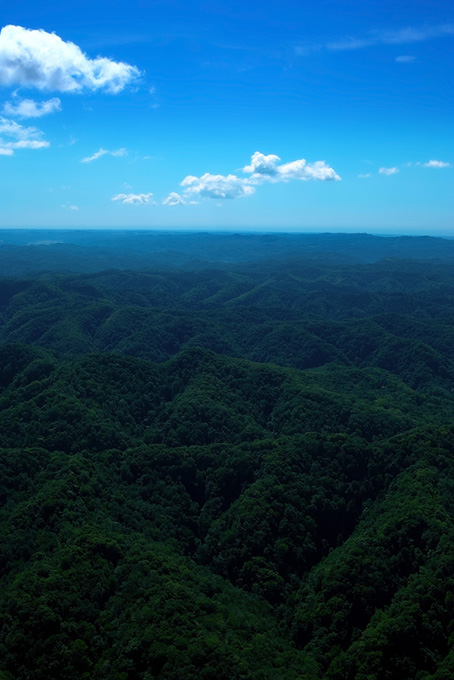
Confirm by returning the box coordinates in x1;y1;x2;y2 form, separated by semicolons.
112;192;155;204
379;166;399;175
181;173;255;199
243;151;281;176
162;192;198;206
81;148;108;163
395;55;416;63
243;151;341;183
358;173;371;178
0;117;36;138
9;139;48;149
279;159;340;181
0;25;141;93
81;147;127;163
3;97;61;118
423;159;451;168
0;116;49;154
61;204;79;210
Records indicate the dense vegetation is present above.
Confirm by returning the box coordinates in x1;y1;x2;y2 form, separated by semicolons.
2;231;454;679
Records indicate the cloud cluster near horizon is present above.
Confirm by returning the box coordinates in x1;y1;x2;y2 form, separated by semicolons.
0;25;141;93
162;151;340;205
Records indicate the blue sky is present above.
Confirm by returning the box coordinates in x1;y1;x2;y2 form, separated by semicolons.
0;0;453;233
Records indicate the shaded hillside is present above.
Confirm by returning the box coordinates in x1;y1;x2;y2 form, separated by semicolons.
1;341;454;678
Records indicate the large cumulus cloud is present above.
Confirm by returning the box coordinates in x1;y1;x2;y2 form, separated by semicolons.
0;25;141;93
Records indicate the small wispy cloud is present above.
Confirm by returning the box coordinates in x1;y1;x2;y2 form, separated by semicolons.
379;166;399;176
0;116;49;155
112;192;155;204
162;192;198;206
372;160;451;174
61;204;79;210
296;23;454;56
3;96;61;118
395;55;416;63
406;160;452;168
329;24;454;51
81;148;108;163
81;147;127;163
148;85;159;109
358;173;371;178
423;159;451;168
383;24;454;44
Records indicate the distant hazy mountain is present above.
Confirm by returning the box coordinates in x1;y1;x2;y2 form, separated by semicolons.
2;230;454;275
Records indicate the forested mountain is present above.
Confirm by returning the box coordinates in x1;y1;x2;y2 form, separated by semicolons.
1;232;454;679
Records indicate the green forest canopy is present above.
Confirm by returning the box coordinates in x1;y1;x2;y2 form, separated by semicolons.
2;233;454;679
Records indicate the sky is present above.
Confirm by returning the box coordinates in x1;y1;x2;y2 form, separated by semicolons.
0;0;453;233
